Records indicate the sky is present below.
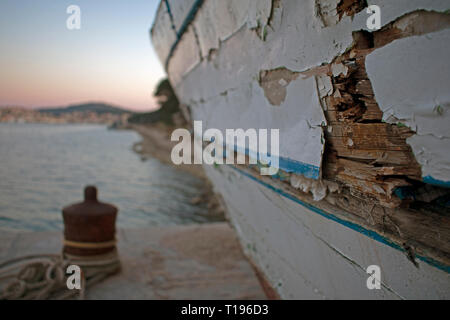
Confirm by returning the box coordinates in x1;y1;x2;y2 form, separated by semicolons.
0;0;166;111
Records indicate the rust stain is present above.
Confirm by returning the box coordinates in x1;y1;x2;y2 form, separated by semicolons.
337;0;367;19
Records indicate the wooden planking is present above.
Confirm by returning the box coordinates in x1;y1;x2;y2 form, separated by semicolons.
319;34;423;206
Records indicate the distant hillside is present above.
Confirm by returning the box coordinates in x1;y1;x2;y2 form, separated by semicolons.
38;103;132;115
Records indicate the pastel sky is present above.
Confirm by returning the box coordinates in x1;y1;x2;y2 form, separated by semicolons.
0;0;166;111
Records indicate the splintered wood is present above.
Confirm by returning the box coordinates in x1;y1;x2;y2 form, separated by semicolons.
313;11;450;208
318;35;420;208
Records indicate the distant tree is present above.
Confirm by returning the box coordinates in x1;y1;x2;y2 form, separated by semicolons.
128;79;180;125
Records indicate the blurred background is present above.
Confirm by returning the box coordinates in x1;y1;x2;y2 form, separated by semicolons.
0;0;223;233
0;0;165;111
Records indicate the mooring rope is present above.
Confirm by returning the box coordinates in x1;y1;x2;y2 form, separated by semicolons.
0;250;120;300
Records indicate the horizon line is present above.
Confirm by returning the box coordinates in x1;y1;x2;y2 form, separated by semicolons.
0;101;159;113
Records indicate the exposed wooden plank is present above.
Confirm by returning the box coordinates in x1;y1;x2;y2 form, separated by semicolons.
241;164;450;265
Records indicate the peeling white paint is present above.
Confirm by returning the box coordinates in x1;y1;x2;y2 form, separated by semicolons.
316;75;334;99
164;0;361;90
167;0;198;31
152;0;450;183
290;174;328;201
167;25;202;86
331;63;348;77
407;135;450;186
188;75;327;175
315;0;340;27
290;174;340;201
151;3;177;65
192;0;272;58
152;0;450;77
366;28;450;183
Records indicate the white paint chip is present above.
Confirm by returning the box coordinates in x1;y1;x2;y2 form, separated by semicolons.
366;28;450;183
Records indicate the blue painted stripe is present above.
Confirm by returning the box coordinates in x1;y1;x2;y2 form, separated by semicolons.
163;0;178;35
196;133;322;180
175;0;204;40
164;0;205;69
278;157;320;180
231;145;321;180
423;175;450;188
228;165;450;274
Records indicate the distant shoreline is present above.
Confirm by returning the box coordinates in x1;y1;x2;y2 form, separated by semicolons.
0;104;131;126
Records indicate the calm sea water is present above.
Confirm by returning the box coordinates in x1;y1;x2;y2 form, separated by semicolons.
0;123;217;232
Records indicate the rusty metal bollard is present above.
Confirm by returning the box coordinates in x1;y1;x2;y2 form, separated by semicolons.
62;186;118;256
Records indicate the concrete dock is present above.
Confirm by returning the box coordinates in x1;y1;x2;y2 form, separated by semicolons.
0;223;267;299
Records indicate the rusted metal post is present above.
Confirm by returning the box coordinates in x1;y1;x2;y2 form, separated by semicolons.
62;186;118;256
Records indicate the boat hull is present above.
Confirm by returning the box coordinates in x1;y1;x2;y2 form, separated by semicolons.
151;0;450;298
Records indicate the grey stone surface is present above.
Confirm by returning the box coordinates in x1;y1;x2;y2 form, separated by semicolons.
0;223;266;300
